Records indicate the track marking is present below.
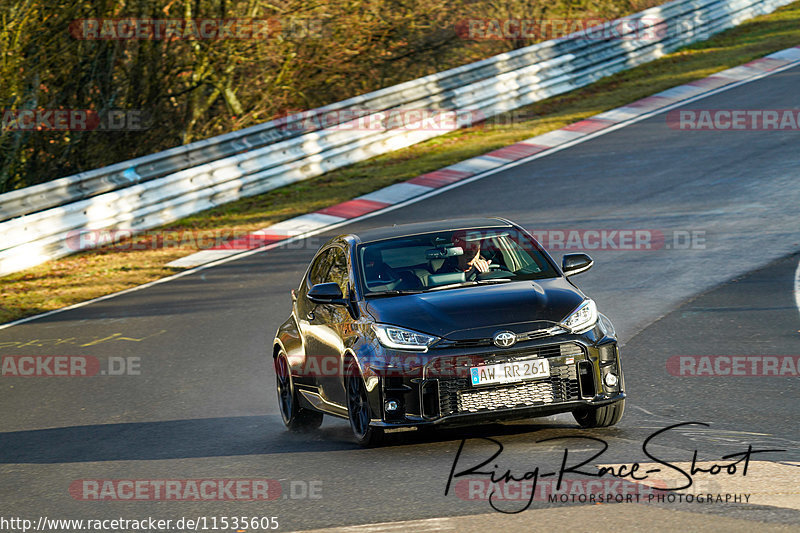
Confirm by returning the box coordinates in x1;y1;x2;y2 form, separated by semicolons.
2;56;800;332
794;257;800;321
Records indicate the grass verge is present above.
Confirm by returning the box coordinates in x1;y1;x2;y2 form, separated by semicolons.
2;1;799;325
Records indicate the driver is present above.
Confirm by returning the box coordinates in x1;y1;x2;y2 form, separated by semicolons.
363;247;397;285
445;232;492;274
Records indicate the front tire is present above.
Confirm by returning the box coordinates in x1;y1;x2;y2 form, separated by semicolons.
275;352;323;432
573;399;625;428
345;361;384;447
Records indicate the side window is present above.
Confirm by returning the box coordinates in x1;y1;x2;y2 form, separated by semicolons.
302;246;349;304
307;249;332;288
326;247;350;295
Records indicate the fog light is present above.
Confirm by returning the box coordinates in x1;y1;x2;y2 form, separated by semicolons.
385;400;399;412
604;373;618;387
599;344;616;362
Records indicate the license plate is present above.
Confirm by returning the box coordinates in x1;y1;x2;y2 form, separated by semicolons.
470;359;550;386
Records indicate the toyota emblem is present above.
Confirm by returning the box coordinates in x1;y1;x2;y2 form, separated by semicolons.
493;331;516;348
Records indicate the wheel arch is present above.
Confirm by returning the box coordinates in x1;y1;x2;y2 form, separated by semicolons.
342;348;362;384
274;313;302;360
273;340;283;359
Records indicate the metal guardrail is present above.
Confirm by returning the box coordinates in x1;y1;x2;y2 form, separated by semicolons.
0;0;793;276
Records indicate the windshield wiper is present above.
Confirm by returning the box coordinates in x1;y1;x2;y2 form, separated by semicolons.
365;289;424;298
424;278;512;292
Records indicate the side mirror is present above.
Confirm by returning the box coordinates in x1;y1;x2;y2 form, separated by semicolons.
562;253;593;277
307;282;347;305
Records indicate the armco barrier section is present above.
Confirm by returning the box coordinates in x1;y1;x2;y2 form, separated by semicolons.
0;0;794;276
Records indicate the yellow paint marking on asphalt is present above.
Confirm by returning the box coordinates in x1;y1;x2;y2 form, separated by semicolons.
0;330;167;350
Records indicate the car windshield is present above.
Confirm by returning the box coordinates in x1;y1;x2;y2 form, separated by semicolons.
357;227;558;294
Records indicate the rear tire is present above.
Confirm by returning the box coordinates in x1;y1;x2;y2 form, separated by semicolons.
275;352;323;432
345;361;384;447
573;399;625;428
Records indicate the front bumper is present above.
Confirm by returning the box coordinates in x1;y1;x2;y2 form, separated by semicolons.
365;332;624;428
371;394;626;428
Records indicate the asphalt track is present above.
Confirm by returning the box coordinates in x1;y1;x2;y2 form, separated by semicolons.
1;64;799;532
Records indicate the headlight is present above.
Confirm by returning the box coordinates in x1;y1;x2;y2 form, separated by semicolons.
561;299;598;334
373;324;439;351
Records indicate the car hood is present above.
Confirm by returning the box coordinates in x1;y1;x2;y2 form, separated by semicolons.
363;278;586;340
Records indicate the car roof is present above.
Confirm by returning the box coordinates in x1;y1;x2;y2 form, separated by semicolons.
349;217;514;244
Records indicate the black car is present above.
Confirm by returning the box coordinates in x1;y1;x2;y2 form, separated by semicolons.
272;217;625;445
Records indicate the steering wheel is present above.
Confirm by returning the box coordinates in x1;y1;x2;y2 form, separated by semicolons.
488;263;510;271
473;263;512;281
466;263;511;280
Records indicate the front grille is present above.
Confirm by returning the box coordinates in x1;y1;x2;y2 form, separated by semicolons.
438;364;579;415
424;342;585;381
437;323;566;349
459;380;555;412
